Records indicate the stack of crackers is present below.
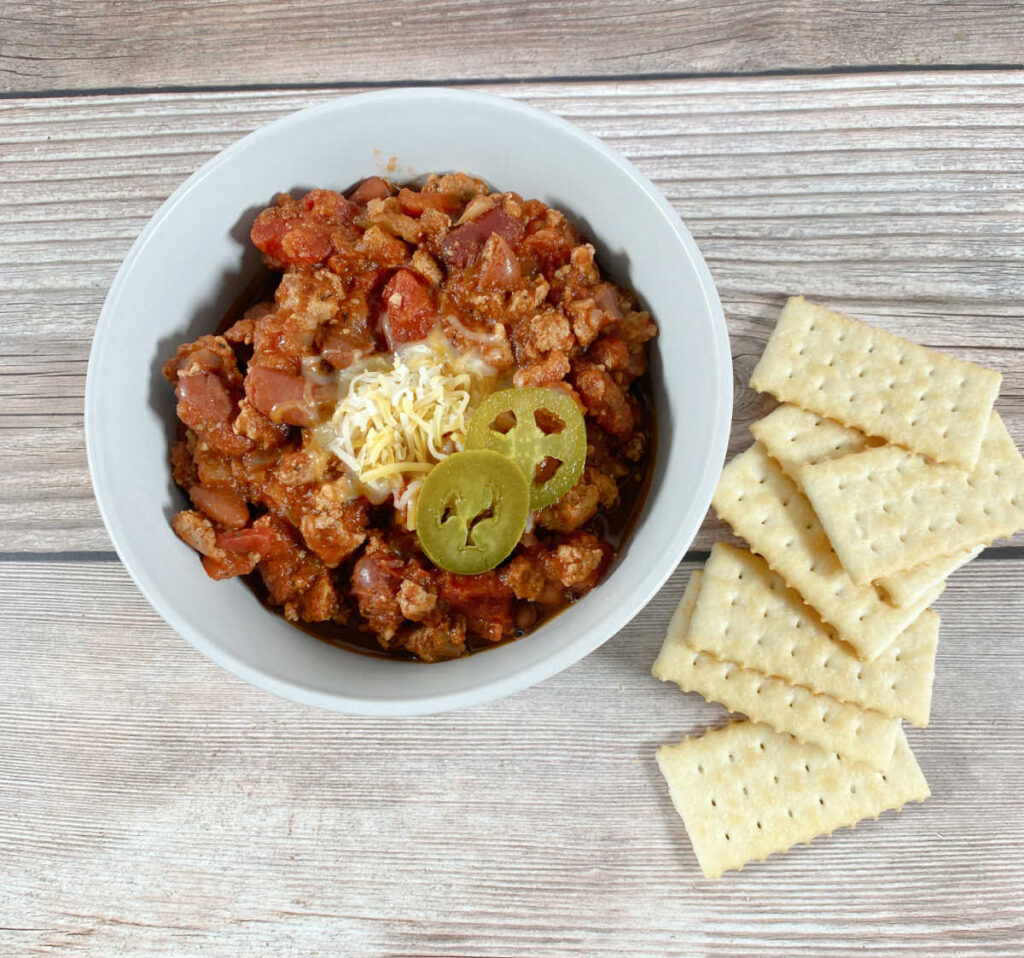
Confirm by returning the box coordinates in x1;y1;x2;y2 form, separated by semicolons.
653;296;1024;879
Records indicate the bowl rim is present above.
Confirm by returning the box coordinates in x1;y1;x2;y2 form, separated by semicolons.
85;86;732;715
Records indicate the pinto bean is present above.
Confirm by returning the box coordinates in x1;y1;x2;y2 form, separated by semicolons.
244;366;314;426
188;484;249;530
440;207;525;268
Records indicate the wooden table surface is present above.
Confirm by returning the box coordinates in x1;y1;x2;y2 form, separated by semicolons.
2;4;1023;955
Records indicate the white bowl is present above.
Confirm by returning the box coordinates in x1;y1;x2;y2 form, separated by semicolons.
86;88;732;716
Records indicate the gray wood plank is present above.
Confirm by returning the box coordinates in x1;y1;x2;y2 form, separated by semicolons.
1;74;1023;552
0;555;1020;955
2;0;1024;94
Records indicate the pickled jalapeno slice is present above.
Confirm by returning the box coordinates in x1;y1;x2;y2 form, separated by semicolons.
465;387;587;509
415;449;530;575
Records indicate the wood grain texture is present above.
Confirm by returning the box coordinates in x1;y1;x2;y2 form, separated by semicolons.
2;73;1023;553
3;1;1024;94
0;555;1020;956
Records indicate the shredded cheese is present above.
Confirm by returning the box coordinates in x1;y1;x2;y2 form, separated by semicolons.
315;332;497;524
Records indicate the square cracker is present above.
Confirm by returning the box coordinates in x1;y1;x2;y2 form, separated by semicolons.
752;403;980;606
657;722;929;879
687;543;937;726
654;592;900;769
799;412;1024;585
750;402;881;479
749;297;1001;470
876;546;983;608
712;442;941;661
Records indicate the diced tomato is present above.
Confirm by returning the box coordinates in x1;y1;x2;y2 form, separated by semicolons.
379;269;439;348
348;176;394;205
250;189;356;267
300;189;354;221
279;224;331;264
440;208;526;268
438;571;514;642
249;210;291;261
244;365;313;426
397;188;463;217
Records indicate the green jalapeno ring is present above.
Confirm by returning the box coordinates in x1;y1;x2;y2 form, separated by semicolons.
415;449;530;575
465;387;587;510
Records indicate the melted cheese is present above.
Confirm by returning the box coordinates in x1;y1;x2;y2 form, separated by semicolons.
315;332;497;523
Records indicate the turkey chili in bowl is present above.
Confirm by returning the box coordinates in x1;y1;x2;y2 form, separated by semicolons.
164;172;658;662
